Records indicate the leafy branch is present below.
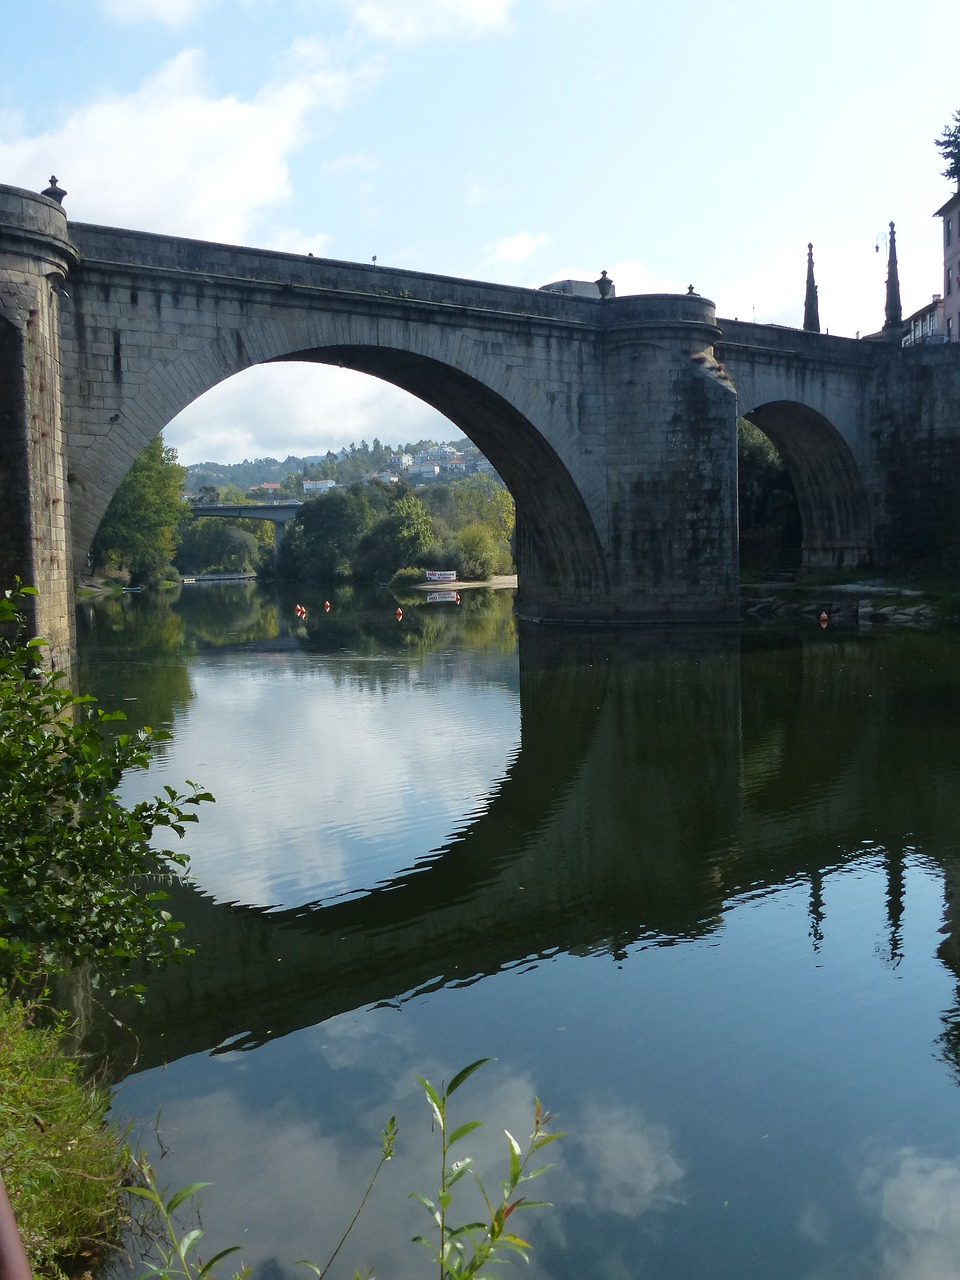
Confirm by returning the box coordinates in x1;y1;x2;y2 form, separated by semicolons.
0;583;214;996
412;1058;562;1278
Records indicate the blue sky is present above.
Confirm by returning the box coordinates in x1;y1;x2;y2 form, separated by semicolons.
2;0;955;463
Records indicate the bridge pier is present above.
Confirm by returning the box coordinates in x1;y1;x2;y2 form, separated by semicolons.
597;295;740;622
0;186;77;660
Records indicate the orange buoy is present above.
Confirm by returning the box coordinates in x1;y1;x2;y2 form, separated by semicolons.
395;607;403;621
819;610;828;628
455;592;461;605
323;600;331;612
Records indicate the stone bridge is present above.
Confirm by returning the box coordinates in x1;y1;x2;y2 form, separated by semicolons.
3;181;960;656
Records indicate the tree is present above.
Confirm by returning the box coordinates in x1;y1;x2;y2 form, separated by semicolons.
737;418;800;570
279;485;378;579
936;110;960;186
90;435;186;585
455;522;498;580
354;492;436;579
450;474;514;545
175;520;261;574
0;585;212;994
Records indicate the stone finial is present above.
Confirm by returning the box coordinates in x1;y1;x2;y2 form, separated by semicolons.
687;284;696;294
595;270;613;298
883;219;902;338
42;176;67;204
803;242;820;333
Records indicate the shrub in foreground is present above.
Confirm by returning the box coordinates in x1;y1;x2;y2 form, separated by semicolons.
0;585;213;997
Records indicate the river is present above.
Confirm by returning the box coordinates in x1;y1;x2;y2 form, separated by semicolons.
76;581;960;1280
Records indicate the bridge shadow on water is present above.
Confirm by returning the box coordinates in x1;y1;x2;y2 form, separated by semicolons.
81;620;960;1082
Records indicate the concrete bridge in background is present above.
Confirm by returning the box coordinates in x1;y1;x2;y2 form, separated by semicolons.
188;500;303;553
3;180;960;657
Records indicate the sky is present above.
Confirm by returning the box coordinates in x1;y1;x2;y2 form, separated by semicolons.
2;0;955;465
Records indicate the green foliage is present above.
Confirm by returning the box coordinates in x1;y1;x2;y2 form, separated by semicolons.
127;1114;399;1280
281;472;514;583
389;566;427;587
412;1059;561;1279
447;476;514;546
936;109;960;185
0;585;213;994
91;435;187;586
297;1114;398;1280
175;520;261;575
279;485;380;580
120;1063;556;1280
354;493;437;580
454;523;498;581
126;1161;248;1280
0;997;127;1280
737;418;800;571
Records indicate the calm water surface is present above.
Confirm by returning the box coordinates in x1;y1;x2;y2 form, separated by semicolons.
77;583;960;1280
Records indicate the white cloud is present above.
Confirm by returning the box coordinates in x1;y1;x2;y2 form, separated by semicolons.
477;231;551;282
563;1099;687;1218
487;231;549;264
837;1146;960;1280
100;0;217;24
320;152;381;177
164;363;458;465
256;224;332;256
0;44;382;244
344;0;515;43
464;181;492;206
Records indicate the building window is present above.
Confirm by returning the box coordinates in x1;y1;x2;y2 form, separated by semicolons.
949;272;953;297
949;316;954;339
948;218;953;247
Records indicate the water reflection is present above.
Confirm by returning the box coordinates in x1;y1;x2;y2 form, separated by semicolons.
74;588;960;1280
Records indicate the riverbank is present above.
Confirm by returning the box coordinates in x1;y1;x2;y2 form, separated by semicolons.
411;572;518;592
0;995;127;1279
741;574;959;628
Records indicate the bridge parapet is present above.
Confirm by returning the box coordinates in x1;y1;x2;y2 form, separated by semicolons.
68;221;608;327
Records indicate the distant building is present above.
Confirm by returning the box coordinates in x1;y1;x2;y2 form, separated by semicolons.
539;278;616;298
936;189;960;340
409;463;440;480
249;481;281;492
902;295;946;347
303;479;336;494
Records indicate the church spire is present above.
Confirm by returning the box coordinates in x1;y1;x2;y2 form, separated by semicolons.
803;242;820;332
883;220;902;338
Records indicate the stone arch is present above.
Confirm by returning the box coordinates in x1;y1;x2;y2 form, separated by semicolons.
742;400;871;570
69;317;609;615
289;346;607;610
